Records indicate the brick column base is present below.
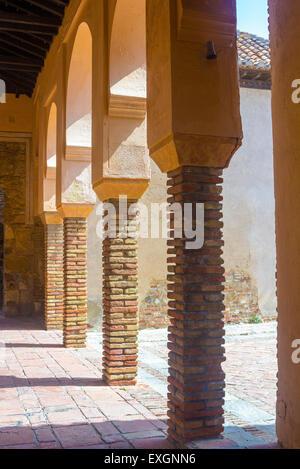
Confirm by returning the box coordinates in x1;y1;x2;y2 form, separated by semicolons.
167;166;226;445
102;199;138;386
44;224;64;330
63;217;88;348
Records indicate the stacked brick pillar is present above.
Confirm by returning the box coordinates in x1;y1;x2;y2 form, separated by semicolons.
102;199;139;386
44;223;64;330
63;217;88;348
166;166;225;445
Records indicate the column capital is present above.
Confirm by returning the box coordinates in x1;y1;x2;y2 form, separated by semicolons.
150;134;241;174
40;211;63;226
93;177;149;202
57;203;95;219
146;0;242;173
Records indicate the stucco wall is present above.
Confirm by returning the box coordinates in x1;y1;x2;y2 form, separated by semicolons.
0;95;32;133
223;87;277;321
86;86;277;327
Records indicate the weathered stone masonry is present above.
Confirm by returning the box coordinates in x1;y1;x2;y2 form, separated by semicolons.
167;166;225;444
63;217;88;348
0;142;40;317
32;217;45;316
44;223;64;330
102;199;139;386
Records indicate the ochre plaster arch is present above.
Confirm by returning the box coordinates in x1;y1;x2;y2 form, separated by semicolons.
66;21;93;146
46;102;57;167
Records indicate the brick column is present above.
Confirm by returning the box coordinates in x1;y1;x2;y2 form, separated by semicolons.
44;223;64;330
63;217;88;348
167;166;225;445
102;199;138;386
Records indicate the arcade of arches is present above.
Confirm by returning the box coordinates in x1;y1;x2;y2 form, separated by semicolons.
0;0;299;449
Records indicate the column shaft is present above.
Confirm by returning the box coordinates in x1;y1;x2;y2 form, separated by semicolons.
44;224;64;330
63;217;88;348
102;199;138;386
167;166;225;444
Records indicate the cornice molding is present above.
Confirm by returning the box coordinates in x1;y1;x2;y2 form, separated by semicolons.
109;94;146;120
93;177;149;201
57;203;95;219
65;145;91;161
46;166;56;180
40;211;62;225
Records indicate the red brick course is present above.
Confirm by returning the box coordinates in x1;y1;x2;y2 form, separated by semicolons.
166;166;225;445
102;199;138;386
44;224;64;330
63;217;88;348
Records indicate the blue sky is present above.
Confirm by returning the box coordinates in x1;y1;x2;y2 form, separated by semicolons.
237;0;269;39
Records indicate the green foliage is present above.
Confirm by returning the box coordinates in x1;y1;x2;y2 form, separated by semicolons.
249;312;262;324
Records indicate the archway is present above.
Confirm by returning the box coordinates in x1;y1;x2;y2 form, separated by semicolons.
60;20;96;347
63;20;95;205
45;102;57;211
66;22;92;149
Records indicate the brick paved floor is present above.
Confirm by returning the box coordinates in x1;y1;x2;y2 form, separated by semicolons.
0;317;278;449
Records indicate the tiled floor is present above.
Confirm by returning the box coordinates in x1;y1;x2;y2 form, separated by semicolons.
0;317;278;449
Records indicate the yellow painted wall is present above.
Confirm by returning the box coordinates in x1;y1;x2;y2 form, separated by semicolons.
0;95;33;133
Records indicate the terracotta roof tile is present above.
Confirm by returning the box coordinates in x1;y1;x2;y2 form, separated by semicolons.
238;31;270;70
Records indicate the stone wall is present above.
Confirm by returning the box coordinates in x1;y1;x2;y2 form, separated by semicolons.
223;269;260;323
0;142;42;317
139;280;168;329
32;217;45;316
0;222;4;309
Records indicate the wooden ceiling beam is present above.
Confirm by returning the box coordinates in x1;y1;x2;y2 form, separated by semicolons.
52;0;69;6
1;63;41;72
0;55;42;66
0;1;70;96
4;31;48;51
0;10;61;26
0;72;32;95
27;32;52;44
0;36;45;59
22;0;65;17
0;22;57;35
0;0;35;16
1;70;36;87
0;45;23;59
